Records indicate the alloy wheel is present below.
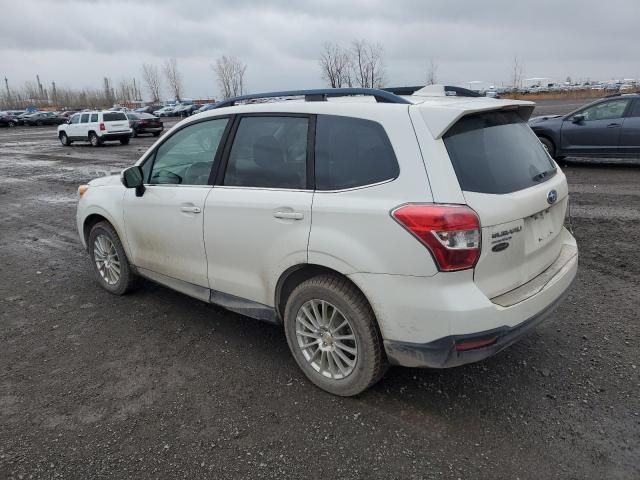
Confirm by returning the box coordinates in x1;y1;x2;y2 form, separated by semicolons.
295;299;358;379
93;234;120;285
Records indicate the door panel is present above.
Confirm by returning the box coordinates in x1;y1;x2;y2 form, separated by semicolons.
620;100;640;154
123;117;230;287
561;119;622;155
123;186;211;286
204;188;312;305
204;114;312;306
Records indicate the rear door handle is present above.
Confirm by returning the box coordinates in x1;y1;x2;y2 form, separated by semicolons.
180;206;201;213
273;211;304;220
607;123;621;128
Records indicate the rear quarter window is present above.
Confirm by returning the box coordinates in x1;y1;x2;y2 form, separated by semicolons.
443;111;556;194
315;115;399;190
103;112;127;122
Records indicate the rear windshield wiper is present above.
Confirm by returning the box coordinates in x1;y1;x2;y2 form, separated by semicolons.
532;167;557;182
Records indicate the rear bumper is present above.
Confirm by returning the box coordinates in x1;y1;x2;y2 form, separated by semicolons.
349;228;578;368
384;285;571;368
135;126;163;133
100;131;131;141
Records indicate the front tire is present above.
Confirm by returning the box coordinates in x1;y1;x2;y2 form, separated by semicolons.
59;132;71;146
88;222;138;295
284;275;386;396
538;136;556;158
130;128;137;138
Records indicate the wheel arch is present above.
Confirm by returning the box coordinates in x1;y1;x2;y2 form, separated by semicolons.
81;207;130;257
275;264;378;329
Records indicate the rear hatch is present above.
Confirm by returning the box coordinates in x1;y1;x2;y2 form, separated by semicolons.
102;112;130;133
442;110;568;299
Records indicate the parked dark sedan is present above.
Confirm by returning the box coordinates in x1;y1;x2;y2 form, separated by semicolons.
134;105;164;115
125;112;163;137
529;93;640;159
0;112;17;128
23;112;67;126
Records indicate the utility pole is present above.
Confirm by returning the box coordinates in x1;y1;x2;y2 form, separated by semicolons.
4;76;9;97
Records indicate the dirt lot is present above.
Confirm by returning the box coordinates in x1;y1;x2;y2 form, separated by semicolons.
1;105;639;479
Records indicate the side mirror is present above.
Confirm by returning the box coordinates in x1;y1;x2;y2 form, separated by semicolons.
121;166;146;197
572;114;585;123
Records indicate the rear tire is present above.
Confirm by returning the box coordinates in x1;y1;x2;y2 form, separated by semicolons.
120;137;130;145
59;132;71;146
88;222;139;295
130;129;137;138
152;132;161;137
283;274;387;396
89;132;100;147
8;121;16;128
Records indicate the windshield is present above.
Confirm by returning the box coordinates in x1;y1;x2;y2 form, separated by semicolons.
443;111;556;194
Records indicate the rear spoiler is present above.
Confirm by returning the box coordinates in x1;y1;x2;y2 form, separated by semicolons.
416;100;536;139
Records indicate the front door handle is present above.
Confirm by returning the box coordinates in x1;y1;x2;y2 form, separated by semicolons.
180;206;201;213
273;211;304;220
607;123;621;128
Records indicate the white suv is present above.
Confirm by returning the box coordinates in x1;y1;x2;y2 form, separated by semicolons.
76;86;578;396
58;111;132;147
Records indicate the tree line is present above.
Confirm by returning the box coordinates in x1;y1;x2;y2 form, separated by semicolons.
1;42;451;110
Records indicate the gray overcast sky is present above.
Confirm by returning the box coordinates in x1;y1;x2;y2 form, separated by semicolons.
1;0;638;100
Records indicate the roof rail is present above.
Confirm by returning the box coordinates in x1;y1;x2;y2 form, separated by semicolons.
211;88;411;109
383;85;483;98
381;86;425;96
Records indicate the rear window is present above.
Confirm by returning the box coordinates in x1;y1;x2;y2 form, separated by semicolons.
315;115;398;190
443;111;556;194
103;112;127;121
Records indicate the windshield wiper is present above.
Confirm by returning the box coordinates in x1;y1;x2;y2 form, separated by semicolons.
532;167;557;182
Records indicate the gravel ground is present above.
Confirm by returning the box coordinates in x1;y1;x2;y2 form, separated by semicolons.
0;106;638;479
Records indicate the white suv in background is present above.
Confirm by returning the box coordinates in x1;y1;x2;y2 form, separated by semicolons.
75;86;578;396
58;111;132;146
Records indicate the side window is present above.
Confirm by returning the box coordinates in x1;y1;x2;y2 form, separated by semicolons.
148;118;228;186
223;116;308;189
80;113;90;123
315;115;399;190
90;113;98;122
579;99;630;121
70;115;80;124
628;100;640;118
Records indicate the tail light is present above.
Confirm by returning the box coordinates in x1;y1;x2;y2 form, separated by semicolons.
392;204;481;271
99;122;106;131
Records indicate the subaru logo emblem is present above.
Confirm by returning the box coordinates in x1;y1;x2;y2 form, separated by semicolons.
547;189;558;204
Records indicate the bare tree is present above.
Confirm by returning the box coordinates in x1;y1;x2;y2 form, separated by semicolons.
163;58;183;102
511;56;524;95
319;42;353;88
116;78;137;103
426;58;439;85
213;55;247;100
351;40;385;88
142;63;162;103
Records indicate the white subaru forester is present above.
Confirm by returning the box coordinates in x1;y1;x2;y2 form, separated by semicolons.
76;85;578;396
